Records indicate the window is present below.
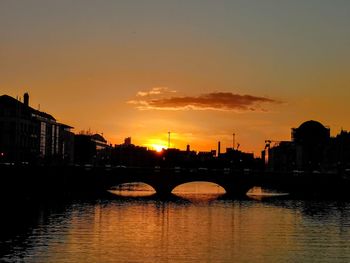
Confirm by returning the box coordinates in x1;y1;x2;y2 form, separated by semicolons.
40;122;46;156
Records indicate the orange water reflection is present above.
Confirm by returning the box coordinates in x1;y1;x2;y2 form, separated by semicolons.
247;186;289;200
172;182;226;202
109;182;156;197
109;182;226;200
3;196;350;262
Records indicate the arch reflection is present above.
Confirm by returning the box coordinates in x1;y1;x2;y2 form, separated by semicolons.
172;182;226;202
109;182;156;197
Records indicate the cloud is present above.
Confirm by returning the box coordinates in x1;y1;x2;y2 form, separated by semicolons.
136;87;176;97
128;89;281;112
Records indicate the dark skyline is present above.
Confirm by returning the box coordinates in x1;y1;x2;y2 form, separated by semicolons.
1;93;350;174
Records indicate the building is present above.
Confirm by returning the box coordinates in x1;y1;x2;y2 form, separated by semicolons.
0;93;74;164
111;142;154;167
266;141;297;172
74;133;110;165
267;120;338;172
124;137;132;145
327;130;350;170
217;148;261;170
292;120;330;170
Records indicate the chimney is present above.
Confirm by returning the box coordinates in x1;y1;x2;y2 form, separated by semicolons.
24;92;29;106
218;141;221;156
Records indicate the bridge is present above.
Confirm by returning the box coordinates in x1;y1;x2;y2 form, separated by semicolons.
0;165;349;199
99;167;259;197
93;166;349;198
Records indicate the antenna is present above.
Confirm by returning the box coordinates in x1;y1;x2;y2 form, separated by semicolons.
233;133;235;149
168;131;171;148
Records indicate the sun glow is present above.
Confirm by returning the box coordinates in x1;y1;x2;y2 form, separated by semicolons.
144;138;168;153
152;144;167;152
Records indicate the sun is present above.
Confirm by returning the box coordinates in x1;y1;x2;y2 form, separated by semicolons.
145;138;168;153
152;144;167;152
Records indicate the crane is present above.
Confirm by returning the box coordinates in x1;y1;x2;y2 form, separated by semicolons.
264;140;282;149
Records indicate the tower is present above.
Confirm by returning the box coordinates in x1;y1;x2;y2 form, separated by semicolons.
24;92;29;106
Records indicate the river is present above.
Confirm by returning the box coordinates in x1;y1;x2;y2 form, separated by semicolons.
1;182;350;262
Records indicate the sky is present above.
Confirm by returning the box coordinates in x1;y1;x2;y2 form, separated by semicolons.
1;0;349;155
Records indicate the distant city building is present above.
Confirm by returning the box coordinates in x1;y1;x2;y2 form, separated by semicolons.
327;130;350;170
267;120;350;172
198;150;216;161
124;137;132;145
74;133;109;165
0;93;74;164
292;120;330;170
219;148;257;169
111;142;153;167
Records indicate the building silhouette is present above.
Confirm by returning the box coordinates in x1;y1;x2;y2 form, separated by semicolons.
219;148;258;169
267;120;350;172
74;133;110;165
0;93;74;164
5;92;347;173
111;141;154;167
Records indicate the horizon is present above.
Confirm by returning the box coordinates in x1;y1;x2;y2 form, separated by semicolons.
1;92;347;157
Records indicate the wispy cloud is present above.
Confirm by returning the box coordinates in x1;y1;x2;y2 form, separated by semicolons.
136;87;176;97
128;88;281;111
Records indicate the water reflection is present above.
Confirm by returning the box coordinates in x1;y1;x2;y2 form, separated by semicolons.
1;186;350;262
247;186;289;201
172;182;226;203
109;182;227;203
109;182;156;197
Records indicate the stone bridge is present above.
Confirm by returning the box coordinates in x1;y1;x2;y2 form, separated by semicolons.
99;167;259;197
95;166;349;198
0;165;348;199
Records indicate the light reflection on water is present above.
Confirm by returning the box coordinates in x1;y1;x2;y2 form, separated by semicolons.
1;183;350;262
109;183;288;201
246;186;290;201
109;182;226;200
109;183;156;197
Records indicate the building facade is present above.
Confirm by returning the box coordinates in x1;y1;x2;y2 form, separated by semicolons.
0;93;74;164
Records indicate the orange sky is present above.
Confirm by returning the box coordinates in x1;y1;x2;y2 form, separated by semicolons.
1;1;350;156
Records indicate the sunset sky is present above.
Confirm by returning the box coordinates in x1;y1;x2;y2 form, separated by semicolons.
1;0;349;155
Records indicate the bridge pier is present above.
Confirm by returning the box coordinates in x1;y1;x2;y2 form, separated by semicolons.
153;185;173;198
224;183;254;198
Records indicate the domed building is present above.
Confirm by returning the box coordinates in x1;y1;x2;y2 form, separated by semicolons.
267;120;332;172
267;120;350;172
292;120;330;144
291;120;330;170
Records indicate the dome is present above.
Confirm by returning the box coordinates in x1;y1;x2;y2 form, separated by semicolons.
293;120;330;143
298;120;327;131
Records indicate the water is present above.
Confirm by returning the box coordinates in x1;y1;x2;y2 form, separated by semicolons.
1;183;350;262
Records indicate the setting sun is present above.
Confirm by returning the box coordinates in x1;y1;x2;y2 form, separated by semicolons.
144;138;169;152
152;144;167;152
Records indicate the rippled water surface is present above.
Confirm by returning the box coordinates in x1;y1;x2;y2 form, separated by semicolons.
1;183;350;262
